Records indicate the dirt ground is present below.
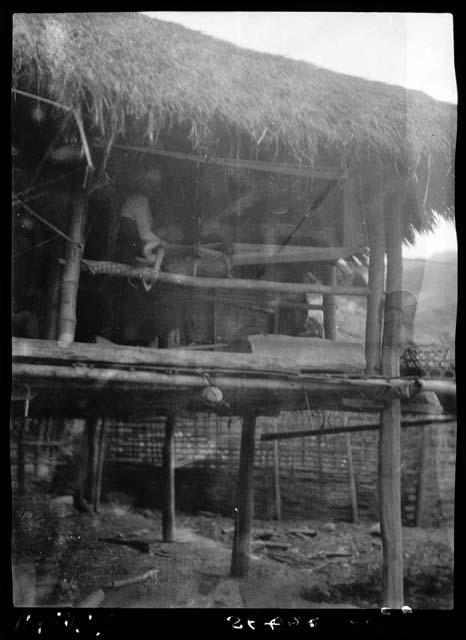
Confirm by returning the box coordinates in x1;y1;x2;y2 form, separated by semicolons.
11;494;454;609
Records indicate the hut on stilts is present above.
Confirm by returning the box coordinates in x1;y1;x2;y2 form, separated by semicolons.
11;12;456;608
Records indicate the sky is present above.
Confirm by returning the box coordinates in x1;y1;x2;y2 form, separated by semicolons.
143;11;457;258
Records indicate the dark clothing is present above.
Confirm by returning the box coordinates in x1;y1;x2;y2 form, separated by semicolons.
113;217;143;263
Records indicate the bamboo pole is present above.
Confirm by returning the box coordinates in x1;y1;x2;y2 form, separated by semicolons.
34;419;45;477
85;417;99;506
365;172;386;374
345;428;359;523
45;241;64;341
323;263;337;340
415;425;430;527
272;418;282;521
94;418;107;513
12;336;299;376
379;187;404;609
212;294;217;344
162;413;176;542
415;379;456;398
57;194;87;344
260;416;455;441
93;140;343;180
232;246;357;266
231;412;257;577
12;362;411;397
317;430;324;504
190;292;323;312
81;260;370;297
17;388;31;496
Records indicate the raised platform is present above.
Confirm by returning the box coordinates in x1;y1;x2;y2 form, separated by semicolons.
11;338;454;419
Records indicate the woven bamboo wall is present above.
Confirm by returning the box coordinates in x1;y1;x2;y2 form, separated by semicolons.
10;410;456;526
101;411;456;526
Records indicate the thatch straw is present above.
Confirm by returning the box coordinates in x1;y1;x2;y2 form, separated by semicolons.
12;12;455;219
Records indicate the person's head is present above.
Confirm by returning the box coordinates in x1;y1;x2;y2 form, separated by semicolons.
139;166;163;194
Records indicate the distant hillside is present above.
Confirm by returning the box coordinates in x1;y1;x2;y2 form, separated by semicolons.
333;250;457;346
403;251;457;344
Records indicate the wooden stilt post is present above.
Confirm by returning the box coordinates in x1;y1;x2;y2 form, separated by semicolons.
45;241;63;340
416;425;430;527
273;298;280;335
231;412;257;578
379;184;404;608
213;293;217;344
317;430;324;504
365;171;385;374
34;419;45;478
17;387;31;496
323;263;337;340
94;418;107;513
273;418;282;522
345;425;359;523
84;417;99;506
57;193;87;344
162;412;176;542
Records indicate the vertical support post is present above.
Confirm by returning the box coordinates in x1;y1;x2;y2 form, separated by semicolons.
345;421;359;523
231;412;256;578
213;293;217;344
17;387;31;496
57;192;87;344
44;417;54;474
323;263;337;340
84;417;99;506
94;418;107;513
273;298;280;335
317;431;324;504
416;425;430;527
45;240;63;340
34;419;46;478
273;418;282;522
162;412;176;542
379;184;404;608
365;172;386;374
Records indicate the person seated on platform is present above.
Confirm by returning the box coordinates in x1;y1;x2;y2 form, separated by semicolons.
114;165;164;263
110;165;191;348
12;291;40;339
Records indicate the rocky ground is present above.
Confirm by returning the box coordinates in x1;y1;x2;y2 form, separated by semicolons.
11;493;454;609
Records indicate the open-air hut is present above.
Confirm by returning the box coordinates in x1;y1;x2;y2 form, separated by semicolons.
11;12;456;608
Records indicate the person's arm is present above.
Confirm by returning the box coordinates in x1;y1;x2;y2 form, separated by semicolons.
124;194;163;245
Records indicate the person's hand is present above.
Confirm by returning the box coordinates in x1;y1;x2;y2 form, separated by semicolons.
143;237;164;262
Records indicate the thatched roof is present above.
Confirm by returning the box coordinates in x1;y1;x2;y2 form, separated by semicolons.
12;12;455;220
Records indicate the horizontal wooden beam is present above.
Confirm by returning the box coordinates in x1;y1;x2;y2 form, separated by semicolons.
415;379;456;397
12;361;412;401
168;291;323;312
12;338;298;376
81;260;370;297
261;415;457;441
12;338;414;390
94;141;344;180
189;293;323;313
8;363;340;394
232;245;359;266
